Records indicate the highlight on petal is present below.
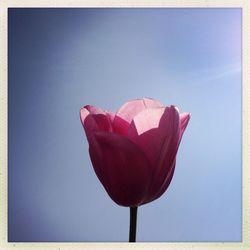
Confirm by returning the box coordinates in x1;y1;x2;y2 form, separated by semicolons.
80;107;90;124
127;106;180;167
142;97;163;108
128;107;165;136
113;98;163;135
90;132;153;207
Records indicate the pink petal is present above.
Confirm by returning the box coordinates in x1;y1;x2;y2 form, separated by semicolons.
127;107;165;166
84;105;105;114
180;112;191;139
145;111;190;203
80;107;90;124
89;132;152;207
128;107;165;136
143;159;176;204
80;105;117;133
113;98;163;135
139;106;180;202
106;111;115;124
88;135;107;189
93;114;112;132
142;97;163;108
80;107;112;143
127;106;179;167
80;105;105;125
112;116;130;135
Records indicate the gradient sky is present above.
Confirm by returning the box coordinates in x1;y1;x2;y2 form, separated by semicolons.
8;8;242;242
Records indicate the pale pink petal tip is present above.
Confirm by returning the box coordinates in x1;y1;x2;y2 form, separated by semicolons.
80;107;90;124
180;112;191;123
84;105;104;114
180;112;191;134
142;97;163;107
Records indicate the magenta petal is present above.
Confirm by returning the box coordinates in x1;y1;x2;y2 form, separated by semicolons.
127;107;166;165
80;107;90;124
88;135;108;190
80;105;106;127
128;106;179;167
147;112;190;203
106;111;115;124
90;132;152;207
128;107;165;136
81;105;114;129
80;108;97;143
80;107;112;143
113;98;163;135
143;159;176;204
180;112;191;139
94;114;112;132
142;106;180;203
112;116;129;135
84;105;105;115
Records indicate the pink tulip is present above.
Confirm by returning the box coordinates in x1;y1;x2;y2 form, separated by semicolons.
80;98;190;207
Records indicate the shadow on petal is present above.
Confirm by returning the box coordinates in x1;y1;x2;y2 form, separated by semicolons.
91;132;153;207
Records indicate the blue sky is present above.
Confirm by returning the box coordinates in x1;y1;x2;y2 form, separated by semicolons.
8;8;241;241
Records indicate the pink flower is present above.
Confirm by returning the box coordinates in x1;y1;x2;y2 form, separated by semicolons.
80;98;190;207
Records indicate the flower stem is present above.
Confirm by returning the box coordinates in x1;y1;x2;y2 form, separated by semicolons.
129;206;138;242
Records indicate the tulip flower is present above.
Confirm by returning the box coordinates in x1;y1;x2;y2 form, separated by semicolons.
80;97;190;242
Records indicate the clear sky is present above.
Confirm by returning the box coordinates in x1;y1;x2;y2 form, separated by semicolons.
8;8;242;242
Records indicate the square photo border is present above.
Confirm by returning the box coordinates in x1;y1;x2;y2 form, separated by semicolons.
0;0;249;249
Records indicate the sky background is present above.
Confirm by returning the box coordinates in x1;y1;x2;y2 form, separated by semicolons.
8;8;242;242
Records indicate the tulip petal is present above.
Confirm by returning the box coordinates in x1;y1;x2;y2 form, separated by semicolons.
106;111;115;124
112;116;130;135
142;97;163;108
143;159;176;204
145;112;190;203
80;107;112;143
84;105;105;115
180;112;191;139
89;132;152;207
128;107;165;136
128;106;179;168
80;105;106;126
79;107;90;124
80;105;114;131
138;106;180;203
127;107;164;165
88;136;110;196
113;98;162;135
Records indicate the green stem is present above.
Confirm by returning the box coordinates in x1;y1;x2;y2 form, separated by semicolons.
129;207;138;242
